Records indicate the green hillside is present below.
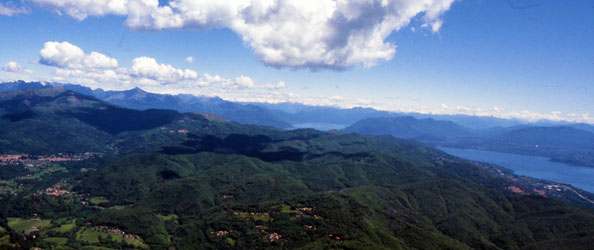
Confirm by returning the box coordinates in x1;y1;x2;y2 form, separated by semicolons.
0;88;593;249
0;88;276;156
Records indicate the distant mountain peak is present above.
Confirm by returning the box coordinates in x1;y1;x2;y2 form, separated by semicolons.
125;87;148;94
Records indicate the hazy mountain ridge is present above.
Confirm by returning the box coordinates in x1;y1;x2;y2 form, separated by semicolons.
0;81;291;129
6;81;594;132
344;116;475;140
448;126;594;167
345;116;594;167
3;81;594;167
0;81;536;131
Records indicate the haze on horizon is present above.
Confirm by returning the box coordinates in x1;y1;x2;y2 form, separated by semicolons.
1;0;593;123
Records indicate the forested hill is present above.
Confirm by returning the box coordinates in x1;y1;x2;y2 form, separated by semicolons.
0;88;594;249
0;81;291;129
344;116;475;140
0;88;278;155
345;115;594;168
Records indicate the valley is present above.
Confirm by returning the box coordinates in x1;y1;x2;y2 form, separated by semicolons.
0;87;593;249
2;2;593;249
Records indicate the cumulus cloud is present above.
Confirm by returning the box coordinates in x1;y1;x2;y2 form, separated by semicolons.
185;56;194;63
30;0;127;20
264;81;287;89
29;0;456;70
39;41;118;69
2;61;33;74
83;52;119;69
0;2;29;16
233;75;256;89
422;103;594;124
130;57;197;83
38;41;286;93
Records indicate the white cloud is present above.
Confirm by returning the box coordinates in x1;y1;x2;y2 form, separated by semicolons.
31;0;127;20
197;73;223;87
38;41;286;93
0;2;29;16
83;52;119;69
185;56;194;63
39;41;85;68
2;61;33;74
417;103;594;124
130;57;197;83
27;40;594;125
234;75;256;89
264;81;286;89
39;41;118;69
29;0;456;70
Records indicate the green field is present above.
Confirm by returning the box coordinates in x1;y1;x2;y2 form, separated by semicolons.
157;214;178;222
45;237;68;245
235;211;273;222
7;218;52;232
279;204;293;213
123;238;148;249
76;227;148;248
0;235;11;245
52;221;76;233
89;197;109;205
79;246;118;250
76;228;104;244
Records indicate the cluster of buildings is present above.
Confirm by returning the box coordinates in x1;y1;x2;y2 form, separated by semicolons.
97;226;142;241
167;129;189;134
328;233;342;241
298;207;313;212
268;232;282;242
543;184;565;192
124;233;142;240
37;185;71;197
0;152;93;166
211;230;229;237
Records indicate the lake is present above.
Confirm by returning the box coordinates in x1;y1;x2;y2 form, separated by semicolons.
439;147;594;193
290;123;348;131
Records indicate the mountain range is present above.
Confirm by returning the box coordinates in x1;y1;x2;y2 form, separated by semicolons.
344;116;475;140
345;116;594;167
0;81;532;130
4;81;594;167
0;81;291;129
1;87;594;249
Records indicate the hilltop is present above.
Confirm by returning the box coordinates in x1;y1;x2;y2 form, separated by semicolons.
344;116;474;141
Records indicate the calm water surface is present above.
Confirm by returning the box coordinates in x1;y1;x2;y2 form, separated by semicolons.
291;123;348;131
439;147;594;193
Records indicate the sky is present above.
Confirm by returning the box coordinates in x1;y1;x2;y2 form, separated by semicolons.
0;0;593;123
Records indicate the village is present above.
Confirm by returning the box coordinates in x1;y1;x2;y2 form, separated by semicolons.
206;204;341;246
0;152;94;167
453;156;594;206
36;185;71;197
7;216;147;248
95;225;143;241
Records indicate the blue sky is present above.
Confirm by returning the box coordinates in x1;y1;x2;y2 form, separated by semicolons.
1;0;593;123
